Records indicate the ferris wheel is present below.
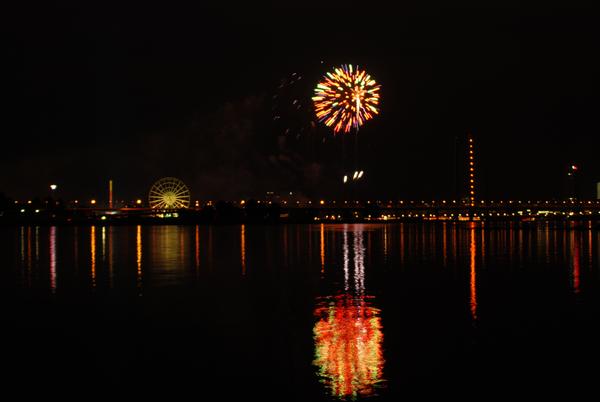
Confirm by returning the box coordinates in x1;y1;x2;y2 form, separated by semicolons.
148;177;191;209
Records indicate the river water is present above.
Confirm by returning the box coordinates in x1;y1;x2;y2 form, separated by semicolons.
2;223;600;400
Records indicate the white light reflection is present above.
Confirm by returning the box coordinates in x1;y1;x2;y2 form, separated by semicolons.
343;228;349;292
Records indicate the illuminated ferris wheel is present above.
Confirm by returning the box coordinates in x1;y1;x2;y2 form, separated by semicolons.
148;177;191;209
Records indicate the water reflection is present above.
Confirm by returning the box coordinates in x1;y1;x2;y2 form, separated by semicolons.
469;223;478;321
383;224;388;261
314;224;385;399
49;226;57;293
352;230;365;294
452;223;457;264
22;227;32;288
442;222;447;268
342;230;349;292
480;223;485;262
570;231;581;295
399;223;405;265
35;226;39;263
241;224;246;275
19;227;25;266
320;223;325;275
90;226;96;288
148;226;187;284
136;225;143;294
7;222;600;400
101;226;106;262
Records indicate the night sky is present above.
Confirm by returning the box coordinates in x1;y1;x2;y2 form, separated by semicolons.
2;4;599;202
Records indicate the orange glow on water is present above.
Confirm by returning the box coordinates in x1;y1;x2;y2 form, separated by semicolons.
90;226;96;288
241;224;246;275
101;226;106;262
313;295;384;399
320;223;325;275
469;223;478;321
136;225;143;294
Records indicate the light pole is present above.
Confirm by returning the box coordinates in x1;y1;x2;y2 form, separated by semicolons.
567;164;579;200
49;184;57;208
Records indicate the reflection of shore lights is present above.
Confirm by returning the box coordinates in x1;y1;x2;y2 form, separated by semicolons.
357;170;364;179
469;224;477;320
343;175;348;183
240;224;246;275
314;295;384;399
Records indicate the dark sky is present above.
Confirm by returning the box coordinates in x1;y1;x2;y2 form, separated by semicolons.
2;3;599;202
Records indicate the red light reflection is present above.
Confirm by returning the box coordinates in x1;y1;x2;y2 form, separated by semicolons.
313;295;384;399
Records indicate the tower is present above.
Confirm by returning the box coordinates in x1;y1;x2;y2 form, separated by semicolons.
109;179;113;209
467;134;476;207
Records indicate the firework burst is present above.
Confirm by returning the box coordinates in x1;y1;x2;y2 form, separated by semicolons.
312;64;381;133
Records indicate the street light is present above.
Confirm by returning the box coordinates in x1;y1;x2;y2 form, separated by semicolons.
47;184;58;207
